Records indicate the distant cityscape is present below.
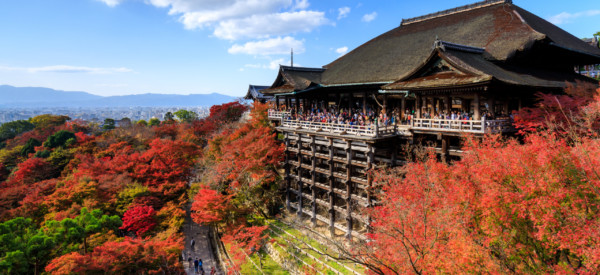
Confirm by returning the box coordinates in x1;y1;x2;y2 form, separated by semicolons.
0;106;211;124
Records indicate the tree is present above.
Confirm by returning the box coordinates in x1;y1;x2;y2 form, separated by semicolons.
191;188;233;226
0;120;34;142
148;117;160;126
0;217;56;275
44;130;76;149
174;109;199;123
20;138;41;157
29;114;70;130
120;205;157;237
45;237;184;274
102;118;115;130
163;112;175;122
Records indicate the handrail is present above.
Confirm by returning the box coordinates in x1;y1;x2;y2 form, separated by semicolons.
270;109;513;136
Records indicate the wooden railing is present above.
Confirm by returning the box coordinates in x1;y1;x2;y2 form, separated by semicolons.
269;110;513;136
268;110;291;119
412;118;513;134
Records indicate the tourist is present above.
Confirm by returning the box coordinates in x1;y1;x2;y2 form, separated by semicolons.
194;258;199;274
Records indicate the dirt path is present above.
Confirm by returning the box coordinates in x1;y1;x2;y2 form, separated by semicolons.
183;203;221;275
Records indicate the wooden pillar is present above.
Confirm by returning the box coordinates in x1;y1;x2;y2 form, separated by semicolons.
345;140;353;240
363;92;367;114
328;138;336;237
400;97;406;121
285;134;291;212
348;93;353;115
276;96;280;109
285;97;290;111
416;94;421;118
336;93;341;113
441;135;449;163
487;96;495;116
294;96;299;116
518;98;522;111
297;135;303;218
366;144;374;234
474;93;481;120
310;136;317;228
445;95;451;114
383;94;388;114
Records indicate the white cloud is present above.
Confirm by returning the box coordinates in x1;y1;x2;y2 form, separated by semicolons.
337;7;350;20
97;0;123;7
293;0;309;10
335;46;348;55
362;12;377;22
214;11;328;40
242;58;296;70
228;36;304;55
548;10;600;25
0;65;133;74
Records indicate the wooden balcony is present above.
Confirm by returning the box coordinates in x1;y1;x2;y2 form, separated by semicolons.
268;110;514;137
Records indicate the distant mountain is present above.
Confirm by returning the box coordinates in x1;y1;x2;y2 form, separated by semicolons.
0;85;237;108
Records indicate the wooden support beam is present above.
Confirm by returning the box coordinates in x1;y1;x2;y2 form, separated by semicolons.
366;144;374;233
297;135;303;218
474;93;481;120
285;134;291;212
416;94;421;118
400;97;406;120
345;140;353;240
328;138;336;237
363;92;367;115
311;135;317;228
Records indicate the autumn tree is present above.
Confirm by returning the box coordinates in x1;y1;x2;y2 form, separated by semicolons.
120;205;157;237
29;114;70;130
0;120;34;142
174;109;199;123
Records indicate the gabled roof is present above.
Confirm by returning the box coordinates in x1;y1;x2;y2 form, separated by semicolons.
320;0;600;86
384;40;595;91
262;65;325;95
244;85;271;100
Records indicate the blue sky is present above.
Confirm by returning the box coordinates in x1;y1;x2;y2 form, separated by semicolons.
0;0;598;97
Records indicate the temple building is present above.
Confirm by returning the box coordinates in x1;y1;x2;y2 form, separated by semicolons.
244;85;272;103
261;0;600;239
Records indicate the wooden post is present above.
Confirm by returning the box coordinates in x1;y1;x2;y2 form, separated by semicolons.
487;96;495;116
474;93;481;120
348;93;353;115
400;97;406;121
383;94;388;114
518;98;522;111
295;96;299;116
441;135;449;163
363;92;367;114
345;140;353;240
311;135;317;228
276;96;280;109
445;95;451;114
328;138;336;237
297;134;303;218
416;94;421;118
285;134;291;212
366;144;374;234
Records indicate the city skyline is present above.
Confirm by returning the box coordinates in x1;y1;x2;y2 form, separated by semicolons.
1;0;598;97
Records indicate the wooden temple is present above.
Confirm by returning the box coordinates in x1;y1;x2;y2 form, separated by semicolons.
260;0;600;238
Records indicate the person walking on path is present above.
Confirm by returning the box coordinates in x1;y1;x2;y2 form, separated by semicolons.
191;238;196;251
194;258;199;274
187;254;193;271
198;258;204;275
210;266;216;275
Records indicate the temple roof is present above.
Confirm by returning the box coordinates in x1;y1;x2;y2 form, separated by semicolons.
244;85;271;101
384;40;595;91
262;65;325;95
320;0;600;86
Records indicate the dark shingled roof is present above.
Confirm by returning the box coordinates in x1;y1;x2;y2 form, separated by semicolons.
320;0;600;86
262;65;325;95
384;41;596;91
244;85;271;100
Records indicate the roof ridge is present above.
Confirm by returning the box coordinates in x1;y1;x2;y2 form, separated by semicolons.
434;40;486;54
401;0;512;26
280;65;326;72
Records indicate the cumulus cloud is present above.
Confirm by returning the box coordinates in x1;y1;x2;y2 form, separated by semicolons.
362;12;377;22
243;58;295;70
141;0;329;41
97;0;123;7
228;36;304;55
0;65;133;74
337;7;350;20
548;10;600;25
214;11;328;40
335;46;348;55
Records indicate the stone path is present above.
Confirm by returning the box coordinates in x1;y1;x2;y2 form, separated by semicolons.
183;203;221;275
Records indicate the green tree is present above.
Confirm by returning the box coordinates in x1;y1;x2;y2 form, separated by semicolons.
0;217;56;275
163;112;175;122
20;138;41;157
29;114;70;129
136;119;148;126
0;120;35;142
174;109;199;123
102;118;116;130
44;130;76;149
148;118;160;126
